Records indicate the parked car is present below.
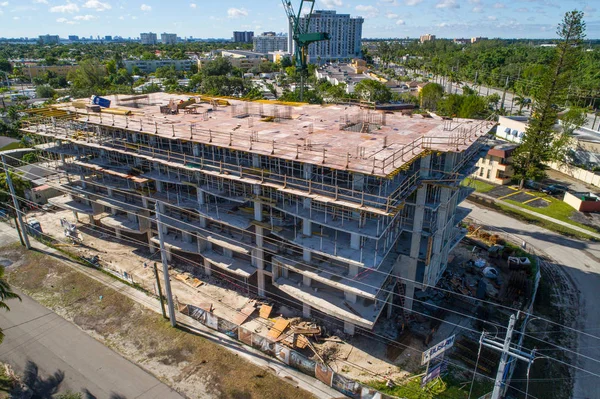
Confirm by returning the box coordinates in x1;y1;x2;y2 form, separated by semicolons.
541;184;568;195
42;203;58;212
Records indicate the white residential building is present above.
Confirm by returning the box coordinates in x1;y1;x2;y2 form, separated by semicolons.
140;32;158;45
161;33;178;45
253;33;288;53
292;10;363;63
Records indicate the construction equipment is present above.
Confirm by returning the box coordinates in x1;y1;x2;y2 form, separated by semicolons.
281;0;329;101
60;218;82;243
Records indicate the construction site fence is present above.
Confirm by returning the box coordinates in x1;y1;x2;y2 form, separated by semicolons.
180;303;403;399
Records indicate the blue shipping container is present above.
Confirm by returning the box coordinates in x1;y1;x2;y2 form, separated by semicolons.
91;95;111;108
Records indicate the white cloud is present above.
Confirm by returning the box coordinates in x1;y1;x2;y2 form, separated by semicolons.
55;17;67;22
516;7;529;12
395;19;405;25
118;15;124;19
140;4;151;11
437;22;449;27
227;7;247;18
0;2;8;6
487;15;497;20
74;14;96;20
83;0;111;11
386;12;398;19
321;0;342;9
404;0;422;5
472;6;483;12
436;0;459;9
131;15;137;19
468;0;480;3
190;3;197;8
355;4;379;18
50;3;79;13
33;0;48;3
493;2;505;8
12;16;18;20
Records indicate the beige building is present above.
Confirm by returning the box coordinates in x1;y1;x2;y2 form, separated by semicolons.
420;34;436;43
472;143;517;185
23;64;77;78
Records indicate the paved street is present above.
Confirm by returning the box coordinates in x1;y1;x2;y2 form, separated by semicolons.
464;201;600;398
0;289;184;399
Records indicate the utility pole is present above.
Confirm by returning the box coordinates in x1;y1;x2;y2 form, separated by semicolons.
153;262;167;319
482;314;534;399
500;76;510;113
2;155;30;249
155;201;176;327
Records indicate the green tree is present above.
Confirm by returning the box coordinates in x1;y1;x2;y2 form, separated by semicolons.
67;59;107;98
0;266;20;343
0;59;11;73
35;84;56;99
201;57;232;77
514;94;531;115
419;83;444;110
354;79;391;103
513;10;586;188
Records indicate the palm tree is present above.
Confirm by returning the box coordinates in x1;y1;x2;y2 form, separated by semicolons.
0;266;20;343
514;94;531;115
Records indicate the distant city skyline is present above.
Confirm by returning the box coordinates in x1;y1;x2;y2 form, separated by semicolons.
0;0;598;39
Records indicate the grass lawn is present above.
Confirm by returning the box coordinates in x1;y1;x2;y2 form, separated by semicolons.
503;195;599;234
367;372;493;399
2;244;314;399
0;142;23;152
461;178;496;193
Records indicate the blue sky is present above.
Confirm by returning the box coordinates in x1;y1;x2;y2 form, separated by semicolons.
0;0;598;39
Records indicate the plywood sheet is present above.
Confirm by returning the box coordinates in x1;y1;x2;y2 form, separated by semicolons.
268;318;290;340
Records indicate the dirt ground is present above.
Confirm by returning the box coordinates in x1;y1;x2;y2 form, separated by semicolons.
26;209;413;384
0;243;315;399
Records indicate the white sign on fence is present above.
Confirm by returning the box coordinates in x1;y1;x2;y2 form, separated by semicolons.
421;334;455;365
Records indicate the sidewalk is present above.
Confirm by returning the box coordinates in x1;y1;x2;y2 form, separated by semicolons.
0;223;341;399
470;192;600;240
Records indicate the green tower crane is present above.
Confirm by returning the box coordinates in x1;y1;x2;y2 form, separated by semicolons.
281;0;329;101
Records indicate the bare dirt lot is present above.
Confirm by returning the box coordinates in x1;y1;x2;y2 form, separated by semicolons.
1;243;315;399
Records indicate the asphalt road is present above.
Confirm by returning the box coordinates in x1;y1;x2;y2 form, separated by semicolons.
464;201;600;398
0;289;183;399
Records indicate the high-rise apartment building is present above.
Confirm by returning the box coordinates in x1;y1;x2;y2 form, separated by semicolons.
68;35;79;42
38;35;60;45
23;93;493;335
419;34;436;43
140;32;158;45
253;33;288;53
291;10;363;63
233;31;254;43
161;33;178;45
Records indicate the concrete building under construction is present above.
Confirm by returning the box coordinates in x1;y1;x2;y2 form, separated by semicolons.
20;93;494;335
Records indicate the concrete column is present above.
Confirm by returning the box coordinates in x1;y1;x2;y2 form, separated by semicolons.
302;302;311;318
349;263;359;278
444;152;456;172
254;200;263;222
142;197;148;208
199;216;207;228
387;293;393;319
72;211;79;222
88;214;94;225
403;283;415;312
193;144;200;157
303;197;311;210
182;231;192;244
156;180;163;193
166;249;172;262
255;225;265;297
343;321;355;335
350;233;360;250
303;248;312;263
344;291;357;304
302;219;311;236
303;274;311;287
223;247;233;258
352;173;364;190
252;154;260;168
303;164;313;180
272;262;280;280
419;154;431;178
147;230;155;252
203;258;211;276
115;229;121;239
197;190;205;205
107;188;113;197
80;174;86;189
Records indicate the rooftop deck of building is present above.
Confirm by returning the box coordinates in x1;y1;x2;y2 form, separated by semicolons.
38;93;494;178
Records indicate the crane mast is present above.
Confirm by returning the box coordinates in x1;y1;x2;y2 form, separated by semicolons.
281;0;329;101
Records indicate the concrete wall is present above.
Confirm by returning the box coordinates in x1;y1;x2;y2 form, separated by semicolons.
472;154;513;185
546;161;600;188
564;191;600;212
